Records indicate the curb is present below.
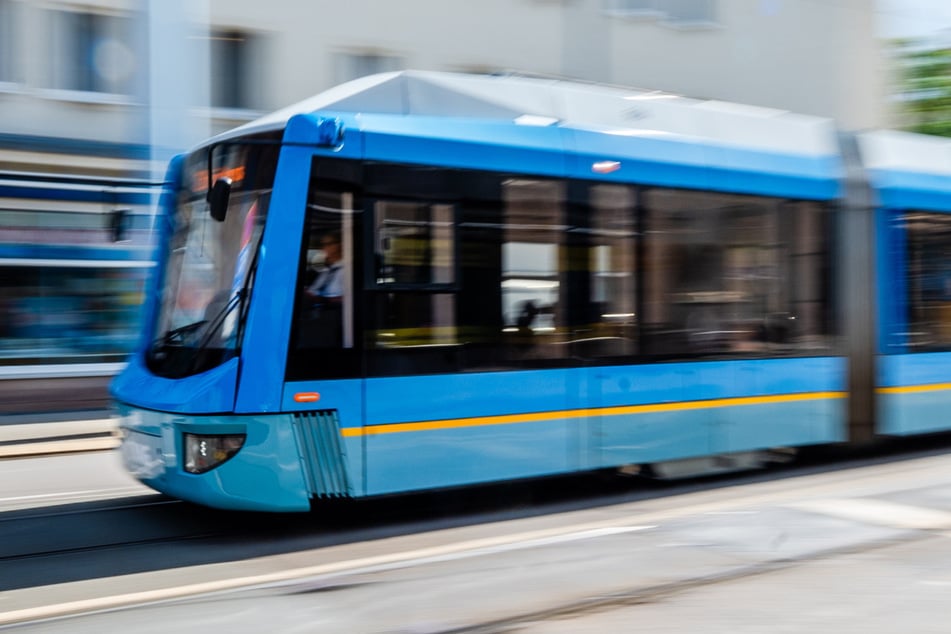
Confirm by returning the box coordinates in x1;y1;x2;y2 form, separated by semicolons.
0;418;119;458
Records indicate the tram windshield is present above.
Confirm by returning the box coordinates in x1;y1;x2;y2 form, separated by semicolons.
147;133;281;378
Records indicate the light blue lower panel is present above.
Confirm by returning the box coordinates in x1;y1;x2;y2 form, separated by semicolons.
590;356;846;466
879;391;951;436
717;399;846;451
117;405;312;512
878;352;951;435
595;410;711;468
594;399;844;469
364;419;573;496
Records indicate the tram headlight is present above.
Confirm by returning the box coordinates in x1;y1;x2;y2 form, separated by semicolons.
183;433;246;474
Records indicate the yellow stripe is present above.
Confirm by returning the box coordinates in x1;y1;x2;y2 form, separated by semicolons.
340;391;847;438
878;382;951;395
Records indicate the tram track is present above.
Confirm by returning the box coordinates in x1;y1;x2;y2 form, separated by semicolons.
0;496;249;591
7;442;951;632
4;435;951;593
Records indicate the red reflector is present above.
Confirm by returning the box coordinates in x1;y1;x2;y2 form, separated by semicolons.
294;392;320;403
592;160;621;174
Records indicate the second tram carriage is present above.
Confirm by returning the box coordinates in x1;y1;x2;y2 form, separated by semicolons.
113;71;951;511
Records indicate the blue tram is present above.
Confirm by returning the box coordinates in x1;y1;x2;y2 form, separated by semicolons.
862;131;951;436
112;71;938;512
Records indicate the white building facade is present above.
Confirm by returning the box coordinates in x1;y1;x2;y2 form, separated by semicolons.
0;0;888;176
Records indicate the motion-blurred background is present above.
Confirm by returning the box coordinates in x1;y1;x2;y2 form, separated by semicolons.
0;0;948;412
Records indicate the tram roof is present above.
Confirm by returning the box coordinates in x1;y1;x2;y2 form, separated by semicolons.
210;70;837;159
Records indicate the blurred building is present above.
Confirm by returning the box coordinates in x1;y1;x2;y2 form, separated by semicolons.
208;0;887;133
0;0;891;175
0;0;888;376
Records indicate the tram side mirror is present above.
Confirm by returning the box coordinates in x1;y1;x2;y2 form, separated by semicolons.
208;177;232;222
110;207;131;243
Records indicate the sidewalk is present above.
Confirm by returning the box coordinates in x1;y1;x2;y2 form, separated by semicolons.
0;413;119;458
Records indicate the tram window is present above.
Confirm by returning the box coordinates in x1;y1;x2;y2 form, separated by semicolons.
904;212;951;350
372;201;456;287
498;178;572;364
365;292;459;376
642;189;830;358
444;174;577;372
286;163;362;381
787;200;832;351
568;184;638;360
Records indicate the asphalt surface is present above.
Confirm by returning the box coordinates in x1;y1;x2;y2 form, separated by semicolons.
5;446;951;632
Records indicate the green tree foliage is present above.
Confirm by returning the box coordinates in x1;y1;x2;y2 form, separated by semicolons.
899;43;951;137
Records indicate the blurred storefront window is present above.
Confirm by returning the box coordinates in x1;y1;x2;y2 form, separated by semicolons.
0;197;154;367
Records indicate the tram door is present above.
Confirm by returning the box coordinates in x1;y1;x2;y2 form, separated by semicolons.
286;158;365;496
573;184;640;470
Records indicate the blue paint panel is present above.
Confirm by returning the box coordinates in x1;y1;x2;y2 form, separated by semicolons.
356;116;840;199
871;169;951;211
590;399;844;466
717;399;846;450
593;357;843;410
360;359;842;428
705;167;839;200
341;436;365;495
363;369;582;425
364;419;573;495
362;367;582;494
234;116;364;414
281;378;364;432
566;128;839;199
591;357;845;467
877;353;951;434
234;144;314;411
878;189;951;211
596;409;711;466
118;406;310;512
879;391;951;435
712;146;840;181
876;206;908;354
112;353;240;414
877;352;951;387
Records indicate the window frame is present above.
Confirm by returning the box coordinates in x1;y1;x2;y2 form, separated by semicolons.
901;210;951;352
47;7;135;97
365;197;461;293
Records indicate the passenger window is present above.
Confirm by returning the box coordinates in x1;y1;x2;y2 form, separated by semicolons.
298;198;350;349
904;211;951;350
642;188;831;358
571;184;638;359
499;178;570;363
286;158;363;381
373;201;456;287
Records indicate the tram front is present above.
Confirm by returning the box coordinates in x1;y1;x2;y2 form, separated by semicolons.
111;131;315;511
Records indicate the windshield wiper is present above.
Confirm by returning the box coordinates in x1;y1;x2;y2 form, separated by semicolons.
198;289;245;346
183;231;264;373
147;291;243;375
150;226;264;376
154;319;207;348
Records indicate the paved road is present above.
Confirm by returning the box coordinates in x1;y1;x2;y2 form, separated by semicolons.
4;443;951;632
